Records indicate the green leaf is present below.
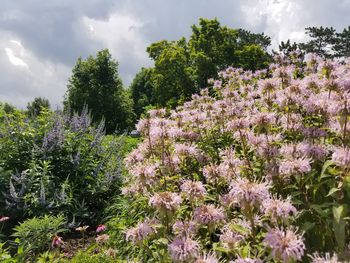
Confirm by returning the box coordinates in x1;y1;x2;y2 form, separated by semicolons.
332;204;347;250
326;187;340;197
301;221;315;232
319;160;334;181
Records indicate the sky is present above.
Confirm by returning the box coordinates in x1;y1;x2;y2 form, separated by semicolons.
1;0;350;109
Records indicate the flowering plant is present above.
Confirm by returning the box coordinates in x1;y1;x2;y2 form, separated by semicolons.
115;53;350;262
0;107;125;226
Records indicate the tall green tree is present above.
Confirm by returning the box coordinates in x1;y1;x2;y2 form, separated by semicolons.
129;67;156;119
189;18;239;89
234;44;270;71
148;38;195;107
277;40;300;56
299;26;336;58
237;29;271;50
334;26;350;58
27;97;50;117
64;49;134;133
141;18;271;110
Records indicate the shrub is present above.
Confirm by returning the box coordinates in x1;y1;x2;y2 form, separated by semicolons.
62;251;117;263
12;214;67;256
0;107;125;226
0;242;16;263
114;54;350;262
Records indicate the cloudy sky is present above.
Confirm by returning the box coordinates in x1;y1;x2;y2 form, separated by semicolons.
1;0;350;108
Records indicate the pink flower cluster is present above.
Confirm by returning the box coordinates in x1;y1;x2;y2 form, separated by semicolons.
122;54;350;262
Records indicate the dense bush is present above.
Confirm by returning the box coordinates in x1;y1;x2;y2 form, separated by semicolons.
113;53;350;262
0;107;125;226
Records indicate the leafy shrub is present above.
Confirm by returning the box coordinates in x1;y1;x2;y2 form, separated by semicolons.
0;107;125;226
113;54;350;262
12;214;67;256
62;251;117;263
0;242;16;263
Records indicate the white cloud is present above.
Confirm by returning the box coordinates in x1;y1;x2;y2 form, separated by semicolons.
0;31;71;108
79;12;152;84
5;47;28;68
241;0;305;48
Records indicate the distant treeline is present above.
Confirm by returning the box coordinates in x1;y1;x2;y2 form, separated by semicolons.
3;20;350;133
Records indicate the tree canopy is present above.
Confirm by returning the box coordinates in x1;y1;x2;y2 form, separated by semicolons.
64;49;134;133
27;97;50;117
131;18;272;114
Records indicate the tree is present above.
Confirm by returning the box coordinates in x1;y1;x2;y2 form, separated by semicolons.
237;29;271;50
277;40;299;56
143;18;271;109
334;26;350;58
235;44;271;71
148;38;195;107
64;49;134;133
129;68;156;119
27;97;50;117
299;26;336;58
0;102;16;114
188;18;239;89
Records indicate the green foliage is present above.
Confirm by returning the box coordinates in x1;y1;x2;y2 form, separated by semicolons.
0;242;16;263
12;214;67;256
26;97;50;118
63;251;117;263
64;49;135;133
129;67;156;119
334;26;350;58
0;102;16;114
107;196;153;261
237;29;271;50
299;26;336;58
189;18;239;89
234;44;271;71
277;39;300;56
149;38;195;108
138;18;271;110
0;108;125;226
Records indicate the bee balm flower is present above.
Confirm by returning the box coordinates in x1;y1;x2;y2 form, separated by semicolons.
264;227;305;263
168;237;200;262
149;192;182;212
96;224;107;233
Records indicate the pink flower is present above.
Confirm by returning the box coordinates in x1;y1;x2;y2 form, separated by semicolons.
220;224;245;249
0;216;9;222
135;118;150;133
126;219;158;244
172;220;197;237
195;252;219;263
180;180;207;202
95;234;109;244
130;162;158;186
203;164;223;184
193;204;225;225
51;235;64;248
262;196;297;222
168;237;200;262
279;157;311;178
264;227;305;263
149;108;166;118
227;177;270;208
174;143;198;157
96;224;107;233
230;258;263;263
149;192;182;212
332;147;350;168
